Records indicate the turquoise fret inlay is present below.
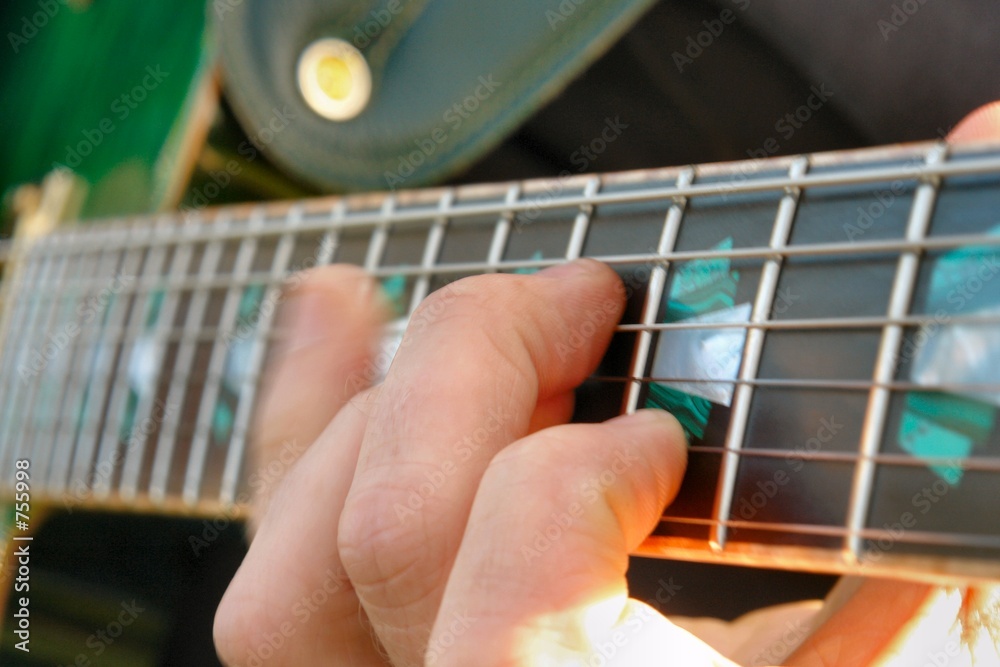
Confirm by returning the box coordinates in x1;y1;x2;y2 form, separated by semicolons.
646;237;742;441
897;225;1000;485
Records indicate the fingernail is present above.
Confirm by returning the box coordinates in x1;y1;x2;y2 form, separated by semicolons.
539;258;599;280
278;289;330;355
612;409;687;441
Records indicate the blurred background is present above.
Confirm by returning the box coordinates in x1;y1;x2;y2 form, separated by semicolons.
1;1;999;664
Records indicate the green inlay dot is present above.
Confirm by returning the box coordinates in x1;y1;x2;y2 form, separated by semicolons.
646;237;742;441
645;383;711;441
119;389;139;442
145;289;166;328
213;401;235;445
381;274;408;316
514;250;545;275
238;284;266;321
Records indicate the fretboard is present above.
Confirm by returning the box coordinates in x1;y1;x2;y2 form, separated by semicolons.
2;140;1000;583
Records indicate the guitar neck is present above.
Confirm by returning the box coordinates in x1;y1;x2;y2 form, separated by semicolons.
2;140;1000;583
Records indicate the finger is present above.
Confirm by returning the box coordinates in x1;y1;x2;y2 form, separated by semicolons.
786;578;935;666
947;101;1000;143
527;391;576;434
251;265;388;518
338;259;627;666
428;410;732;666
215;389;390;667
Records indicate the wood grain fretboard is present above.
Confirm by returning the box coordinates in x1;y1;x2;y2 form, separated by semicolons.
2;141;1000;584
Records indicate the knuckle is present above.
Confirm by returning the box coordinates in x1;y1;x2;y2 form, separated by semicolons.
337;486;433;595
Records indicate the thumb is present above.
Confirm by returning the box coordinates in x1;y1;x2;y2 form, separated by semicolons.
428;409;738;666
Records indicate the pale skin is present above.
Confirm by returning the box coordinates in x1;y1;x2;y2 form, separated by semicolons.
214;103;1000;666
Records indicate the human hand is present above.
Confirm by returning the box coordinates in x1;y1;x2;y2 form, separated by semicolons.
213;259;742;666
213;102;1000;667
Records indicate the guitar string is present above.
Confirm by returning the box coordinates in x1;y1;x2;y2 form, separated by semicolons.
25;147;1000;254
1;145;1000;560
14;230;1000;296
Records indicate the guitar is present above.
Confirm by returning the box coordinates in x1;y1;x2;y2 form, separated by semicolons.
1;138;999;603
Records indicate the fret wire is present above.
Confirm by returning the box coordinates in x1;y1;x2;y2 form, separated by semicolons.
314;201;345;266
28;238;93;488
220;210;303;505
35;243;88;489
711;156;809;551
56;232;133;496
182;212;266;505
0;238;75;472
655;517;1000;550
364;196;395;272
76;225;150;495
408;190;453;312
683;446;1000;471
624;168;693;414
0;246;53;475
43;239;114;492
148;215;233;504
32;149;1000;254
17;229;1000;295
115;222;200;498
486;186;521;271
565;177;600;261
91;218;172;498
597;375;1000;393
617;311;1000;331
0;243;42;468
844;144;947;561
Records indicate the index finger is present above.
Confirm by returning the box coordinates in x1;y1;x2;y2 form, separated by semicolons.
338;259;627;666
